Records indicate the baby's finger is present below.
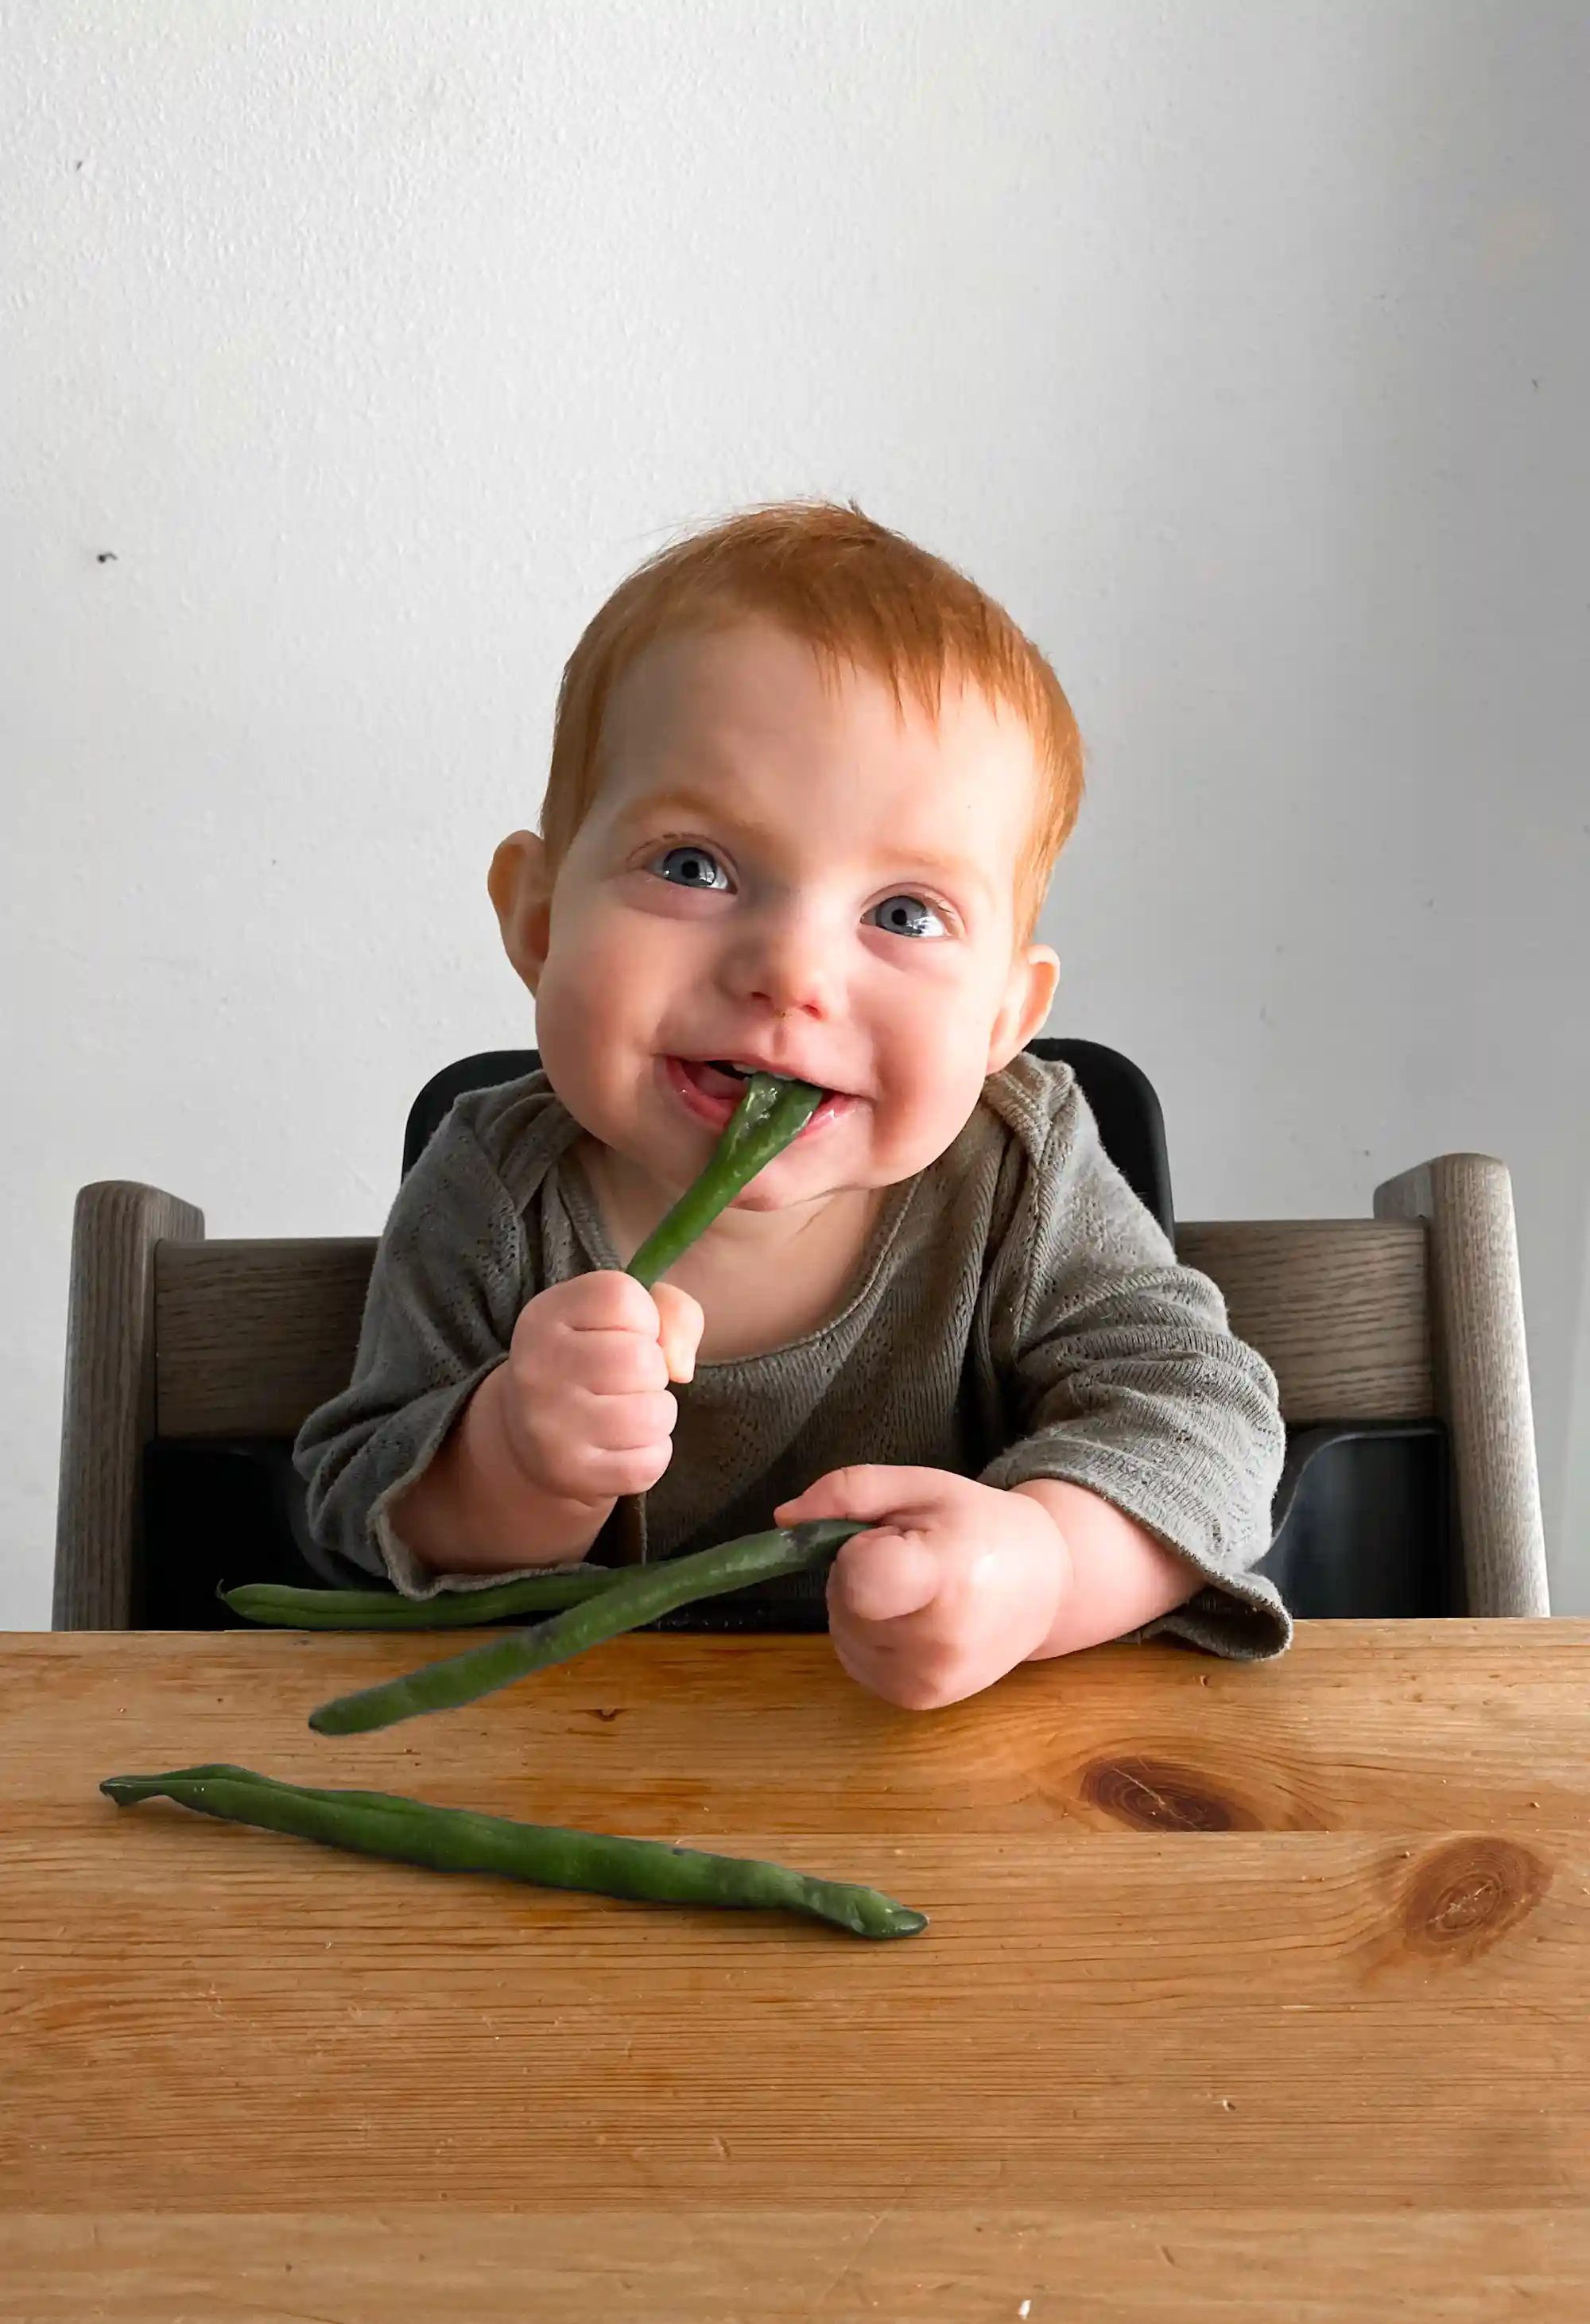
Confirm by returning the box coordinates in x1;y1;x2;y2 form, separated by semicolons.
547;1269;664;1337
581;1387;678;1453
651;1283;704;1383
576;1441;673;1500
551;1329;669;1396
775;1464;938;1529
828;1531;940;1626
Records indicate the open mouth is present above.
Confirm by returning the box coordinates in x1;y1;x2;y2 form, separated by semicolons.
691;1059;774;1100
661;1056;853;1139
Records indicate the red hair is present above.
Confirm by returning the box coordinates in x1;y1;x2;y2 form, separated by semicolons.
540;500;1084;943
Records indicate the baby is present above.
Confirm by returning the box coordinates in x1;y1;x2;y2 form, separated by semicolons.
294;502;1289;1706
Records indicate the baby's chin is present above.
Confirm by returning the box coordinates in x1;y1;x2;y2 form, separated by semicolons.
719;1166;871;1212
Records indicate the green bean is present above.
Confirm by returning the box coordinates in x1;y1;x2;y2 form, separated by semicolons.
308;1519;864;1736
626;1072;823;1288
219;1568;625;1631
220;1074;820;1638
99;1763;927;1940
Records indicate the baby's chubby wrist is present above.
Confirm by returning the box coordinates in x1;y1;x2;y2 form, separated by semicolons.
396;1363;613;1577
466;1359;616;1531
1002;1479;1075;1603
1010;1476;1200;1660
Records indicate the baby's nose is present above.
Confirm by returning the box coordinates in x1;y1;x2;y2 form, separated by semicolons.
727;903;842;1020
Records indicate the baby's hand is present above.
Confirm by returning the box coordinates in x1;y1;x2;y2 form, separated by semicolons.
774;1467;1068;1710
498;1273;704;1511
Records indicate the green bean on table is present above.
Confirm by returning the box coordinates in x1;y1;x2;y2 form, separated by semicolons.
151;1070;913;1944
99;1763;928;1939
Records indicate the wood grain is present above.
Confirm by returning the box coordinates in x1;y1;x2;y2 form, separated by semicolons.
2;1623;1588;2318
1177;1217;1431;1422
4;2209;1588;2322
1376;1154;1549;1616
154;1234;375;1436
150;1219;1433;1438
53;1181;205;1628
7;1623;1588;1839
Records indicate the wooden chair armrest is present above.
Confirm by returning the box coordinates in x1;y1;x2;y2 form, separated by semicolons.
1374;1154;1548;1617
54;1181;205;1629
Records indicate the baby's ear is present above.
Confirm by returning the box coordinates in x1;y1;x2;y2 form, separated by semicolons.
987;941;1061;1074
488;831;553;993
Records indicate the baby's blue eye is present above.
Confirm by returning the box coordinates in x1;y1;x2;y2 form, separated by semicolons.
651;844;731;891
870;893;946;940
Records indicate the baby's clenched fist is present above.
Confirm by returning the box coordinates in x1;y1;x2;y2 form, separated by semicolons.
495;1271;704;1512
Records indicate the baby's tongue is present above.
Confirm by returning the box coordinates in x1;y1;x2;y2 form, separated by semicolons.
688;1060;747;1100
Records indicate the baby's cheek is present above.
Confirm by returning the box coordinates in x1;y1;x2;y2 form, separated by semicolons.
541;939;625;1047
536;952;638;1115
871;1057;990;1178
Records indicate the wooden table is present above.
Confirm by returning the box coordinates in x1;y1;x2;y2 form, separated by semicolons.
4;1620;1589;2319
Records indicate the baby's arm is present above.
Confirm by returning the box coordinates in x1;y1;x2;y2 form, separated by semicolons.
777;1071;1290;1707
977;1074;1289;1662
1008;1478;1201;1658
774;1460;1200;1709
393;1272;702;1575
777;1316;1278;1709
294;1104;690;1596
390;1358;607;1574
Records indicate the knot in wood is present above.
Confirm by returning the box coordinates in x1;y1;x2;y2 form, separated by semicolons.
1402;1837;1549;1957
1080;1756;1255;1833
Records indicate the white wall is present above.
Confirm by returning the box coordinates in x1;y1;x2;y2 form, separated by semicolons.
5;1;1587;1628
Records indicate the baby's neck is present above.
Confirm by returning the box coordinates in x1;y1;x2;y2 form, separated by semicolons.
572;1134;888;1364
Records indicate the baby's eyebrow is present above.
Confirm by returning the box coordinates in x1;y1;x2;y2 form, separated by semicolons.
612;784;778;849
611;784;994;906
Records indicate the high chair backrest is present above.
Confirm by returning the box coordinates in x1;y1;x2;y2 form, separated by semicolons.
52;1062;1549;1629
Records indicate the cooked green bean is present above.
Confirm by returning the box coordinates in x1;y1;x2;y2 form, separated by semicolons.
626;1072;823;1288
220;1568;624;1631
222;1074;822;1638
99;1763;927;1939
123;1073;917;1945
308;1519;864;1736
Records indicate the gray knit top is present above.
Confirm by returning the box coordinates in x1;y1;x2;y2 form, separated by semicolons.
293;1054;1291;1658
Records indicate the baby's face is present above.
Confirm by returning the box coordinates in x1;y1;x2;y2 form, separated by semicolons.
496;618;1058;1211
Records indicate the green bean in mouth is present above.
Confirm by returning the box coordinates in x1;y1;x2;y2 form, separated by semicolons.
99;1763;928;1940
625;1070;823;1288
118;1075;919;1945
223;1074;824;1638
301;1072;855;1729
308;1519;866;1736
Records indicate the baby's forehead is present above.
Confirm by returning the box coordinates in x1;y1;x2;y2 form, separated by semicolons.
588;633;1037;904
607;620;1038;777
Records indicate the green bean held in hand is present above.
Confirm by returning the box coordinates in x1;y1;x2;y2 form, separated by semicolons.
221;1073;823;1637
99;1764;928;1939
308;1519;865;1734
300;1069;855;1728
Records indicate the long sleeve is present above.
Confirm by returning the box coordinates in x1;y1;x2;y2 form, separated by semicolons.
977;1071;1290;1659
292;1101;576;1597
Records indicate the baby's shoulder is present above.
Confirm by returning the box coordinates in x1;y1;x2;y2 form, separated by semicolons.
977;1050;1082;1167
969;1049;1168;1263
911;1053;1088;1274
429;1066;580;1213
